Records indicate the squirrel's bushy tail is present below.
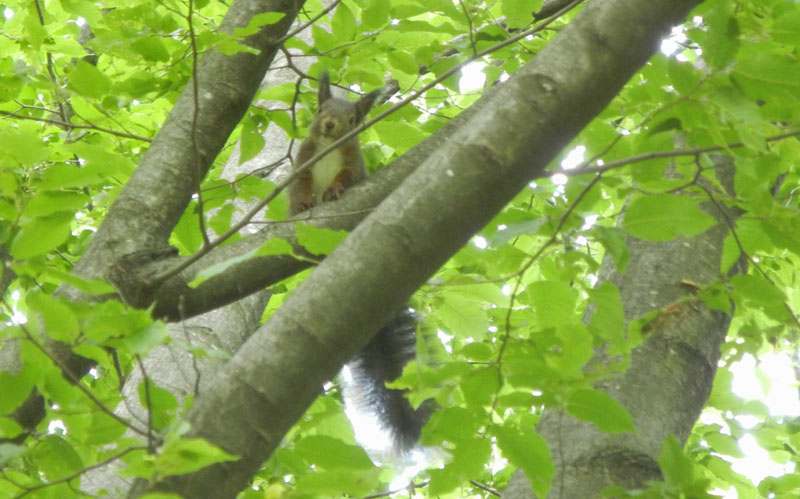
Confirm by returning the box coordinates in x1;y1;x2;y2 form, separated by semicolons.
342;309;434;463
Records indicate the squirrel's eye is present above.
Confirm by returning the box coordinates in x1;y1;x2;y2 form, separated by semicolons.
349;116;356;125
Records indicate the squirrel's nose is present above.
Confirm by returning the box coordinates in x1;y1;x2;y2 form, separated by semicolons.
324;120;335;131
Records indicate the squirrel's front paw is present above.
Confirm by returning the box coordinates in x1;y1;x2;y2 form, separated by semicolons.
323;183;345;201
291;199;314;214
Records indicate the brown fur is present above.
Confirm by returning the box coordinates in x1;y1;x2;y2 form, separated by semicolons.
289;73;381;215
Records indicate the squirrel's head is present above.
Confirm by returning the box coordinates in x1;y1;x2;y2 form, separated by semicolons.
312;72;382;140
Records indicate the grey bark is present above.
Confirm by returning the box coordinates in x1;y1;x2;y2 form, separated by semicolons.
136;0;704;496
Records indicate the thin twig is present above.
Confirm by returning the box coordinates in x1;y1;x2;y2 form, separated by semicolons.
135;355;157;452
458;0;478;56
12;446;148;499
554;129;800;177
0;110;153;142
187;0;212;247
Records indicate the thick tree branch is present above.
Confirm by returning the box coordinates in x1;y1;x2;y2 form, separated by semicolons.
2;0;304;448
137;0;703;496
66;0;303;289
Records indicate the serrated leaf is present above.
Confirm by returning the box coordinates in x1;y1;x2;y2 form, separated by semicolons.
295;223;347;256
0;128;50;166
154;438;238;477
10;212;74;259
460;366;499;407
388;50;418;75
32;435;83;481
622;194;716;242
362;0;391;30
24;190;88;218
0;418;23;439
138;380;179;430
118;322;169;356
590;225;629;272
502;0;540;29
234;12;287;37
293;435;373;470
375;119;428;152
520;281;577;329
332;3;357;41
588;282;625;346
494;425;553;497
189;238;293;288
659;434;694;489
131;37;170;62
26;293;80;343
68;60;111;97
565;388;635;433
239;115;266;164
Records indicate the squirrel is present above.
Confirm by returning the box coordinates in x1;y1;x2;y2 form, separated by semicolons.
288;74;433;464
341;309;436;465
288;72;382;215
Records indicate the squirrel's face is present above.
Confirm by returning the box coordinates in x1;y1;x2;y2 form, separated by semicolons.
313;98;361;140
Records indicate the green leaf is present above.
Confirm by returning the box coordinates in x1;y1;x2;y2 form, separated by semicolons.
0;127;50;166
84;412;128;445
587;282;625;346
494;425;553;498
293;435;373;470
239;114;266;164
565;388;635;433
24;190;88;218
10;211;74;259
131;37;170;62
701;2;740;69
658;434;694;489
68;60;112;97
622;194;716;242
295;223;348;256
234;12;287;38
438;292;489;339
25;293;80;343
0;418;23;439
154;438;238;477
502;0;541;29
0;366;37;416
460;366;499;407
362;0;391;30
117;322;170;356
387;50;418;75
590;226;629;272
189;238;293;287
520;280;577;329
138;380;179;431
428;436;492;495
332;3;357;41
295;468;381;496
32;435;83;481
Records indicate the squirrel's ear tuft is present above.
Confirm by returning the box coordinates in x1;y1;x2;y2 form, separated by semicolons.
317;72;332;105
355;88;383;121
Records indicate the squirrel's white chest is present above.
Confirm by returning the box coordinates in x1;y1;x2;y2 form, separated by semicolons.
311;147;344;200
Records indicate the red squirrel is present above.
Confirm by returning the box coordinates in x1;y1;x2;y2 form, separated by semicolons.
288;74;434;465
288;72;382;215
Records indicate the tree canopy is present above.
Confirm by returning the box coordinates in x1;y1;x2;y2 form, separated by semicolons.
1;0;799;497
